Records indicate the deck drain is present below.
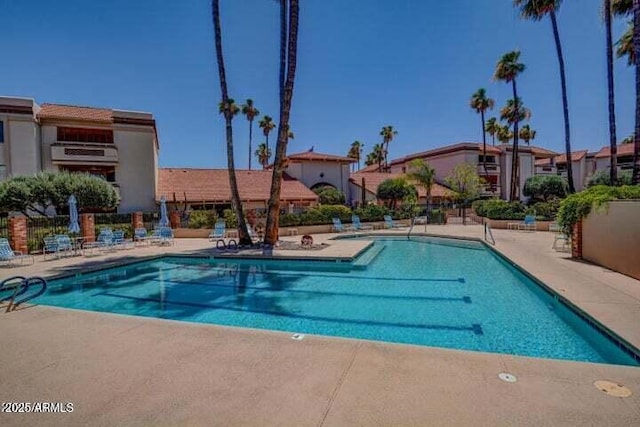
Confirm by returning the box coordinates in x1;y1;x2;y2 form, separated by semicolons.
594;380;632;397
498;372;517;383
291;333;305;341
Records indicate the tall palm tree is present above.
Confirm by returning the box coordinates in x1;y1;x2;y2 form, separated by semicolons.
241;99;260;170
470;88;495;179
259;115;276;155
348;141;364;172
494;50;525;200
255;142;272;169
485;117;499;146
621;133;635;144
633;0;640;184
496;125;514;145
212;0;251;245
617;23;636;64
265;0;300;245
379;126;398;171
519;124;537;145
365;143;385;171
606;0;619;184
514;0;575;193
407;159;436;214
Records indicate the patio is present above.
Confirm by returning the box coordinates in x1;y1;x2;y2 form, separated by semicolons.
1;225;639;426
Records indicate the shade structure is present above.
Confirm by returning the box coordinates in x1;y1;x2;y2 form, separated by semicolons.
159;196;169;227
68;195;81;234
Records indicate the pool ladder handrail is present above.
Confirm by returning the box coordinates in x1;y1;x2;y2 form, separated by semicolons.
0;276;48;313
484;222;495;246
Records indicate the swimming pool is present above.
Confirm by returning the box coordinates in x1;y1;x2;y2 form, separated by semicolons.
37;236;638;366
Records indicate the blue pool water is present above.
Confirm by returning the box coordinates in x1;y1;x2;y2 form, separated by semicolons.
37;236;638;366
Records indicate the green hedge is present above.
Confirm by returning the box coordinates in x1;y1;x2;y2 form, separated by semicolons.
557;185;640;234
472;199;559;221
187;210;218;229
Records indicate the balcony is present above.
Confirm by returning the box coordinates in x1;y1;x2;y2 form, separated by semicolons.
477;163;500;174
51;142;118;165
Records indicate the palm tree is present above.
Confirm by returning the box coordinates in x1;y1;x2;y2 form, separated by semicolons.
379;126;398;171
606;0;619;184
485;117;499;146
241;99;260;170
617;23;636;64
470;88;495;179
621;133;635;144
255;142;272;169
514;0;575;193
519;124;537;145
407;159;436;215
496;125;514;145
494;50;525;201
366;143;385;171
212;0;251;245
259;115;276;155
348;141;364;172
264;0;300;245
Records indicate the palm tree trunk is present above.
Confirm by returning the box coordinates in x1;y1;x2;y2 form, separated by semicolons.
480;110;489;185
279;0;287;104
510;80;520;201
605;0;618;185
248;119;253;170
550;11;575;193
633;0;640;185
265;0;299;245
212;0;251;245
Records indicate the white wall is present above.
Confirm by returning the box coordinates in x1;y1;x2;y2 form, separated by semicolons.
8;119;40;176
114;126;157;212
285;162;350;195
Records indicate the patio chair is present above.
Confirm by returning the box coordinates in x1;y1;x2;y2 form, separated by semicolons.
0;238;34;266
517;215;537;232
84;229;117;255
134;228;151;246
157;227;174;246
43;236;71;260
352;215;374;231
552;233;571;252
54;235;74;254
208;221;226;241
112;230;134;250
247;225;262;244
331;217;355;233
384;215;406;229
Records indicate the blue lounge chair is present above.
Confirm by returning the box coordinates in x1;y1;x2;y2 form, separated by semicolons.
0;238;34;266
43;235;72;259
54;234;74;253
113;230;134;249
517;215;537;232
384;215;406;229
208;221;226;241
331;218;355;233
157;227;174;245
352;215;374;231
134;228;151;245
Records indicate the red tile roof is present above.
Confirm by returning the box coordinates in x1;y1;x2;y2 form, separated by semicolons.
350;172;454;199
527;145;559;157
390;142;502;166
535;158;552;166
357;163;384;173
595;144;637;158
286;151;356;163
157;168;319;203
555;150;588;164
38;103;113;123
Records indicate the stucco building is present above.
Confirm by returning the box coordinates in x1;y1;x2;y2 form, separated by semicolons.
0;96;158;212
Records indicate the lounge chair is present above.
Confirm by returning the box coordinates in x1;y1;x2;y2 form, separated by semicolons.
517;215;537;232
112;230;134;250
331;218;355;233
157;227;174;246
0;238;34;266
352;215;374;231
84;229;117;255
247;225;262;243
384;215;406;229
552;233;571;252
54;234;74;253
208;221;226;241
43;236;72;259
134;228;151;246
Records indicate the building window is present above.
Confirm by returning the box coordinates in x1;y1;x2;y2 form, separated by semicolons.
57;127;114;144
0;121;4;143
478;155;496;163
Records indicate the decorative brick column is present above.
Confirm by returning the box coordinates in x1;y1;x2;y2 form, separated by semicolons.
169;211;181;229
81;213;96;243
571;220;583;259
8;216;28;254
131;212;144;230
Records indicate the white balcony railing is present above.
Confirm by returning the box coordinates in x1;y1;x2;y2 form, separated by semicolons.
51;142;118;165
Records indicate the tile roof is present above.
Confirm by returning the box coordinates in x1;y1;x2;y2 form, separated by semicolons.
38;103;113;123
555;150;588;164
157;168;319;203
286;151;356;163
350;172;454;199
594;144;637;158
527;145;559;157
535;158;553;166
390;142;502;166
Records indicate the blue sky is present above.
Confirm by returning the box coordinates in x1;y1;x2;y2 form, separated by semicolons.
0;0;635;168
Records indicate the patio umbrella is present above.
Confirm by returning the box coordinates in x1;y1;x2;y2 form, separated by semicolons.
68;195;81;234
159;196;169;227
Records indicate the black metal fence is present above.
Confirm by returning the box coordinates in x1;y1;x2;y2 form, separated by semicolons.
142;212;159;231
94;213;133;238
0;216;8;240
27;216;70;253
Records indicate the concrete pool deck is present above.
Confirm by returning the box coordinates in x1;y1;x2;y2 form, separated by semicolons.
1;225;640;426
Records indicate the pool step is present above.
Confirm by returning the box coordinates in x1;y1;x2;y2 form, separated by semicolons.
352;244;385;268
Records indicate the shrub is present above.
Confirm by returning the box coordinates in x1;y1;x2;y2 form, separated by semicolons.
523;175;568;202
376;178;416;209
188;210;218;229
586;170;633;187
354;204;391;222
314;187;346;205
222;209;237;228
529;200;560;221
473;199;527;220
316;204;352;221
278;213;301;227
557;185;640;234
299;208;333;225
